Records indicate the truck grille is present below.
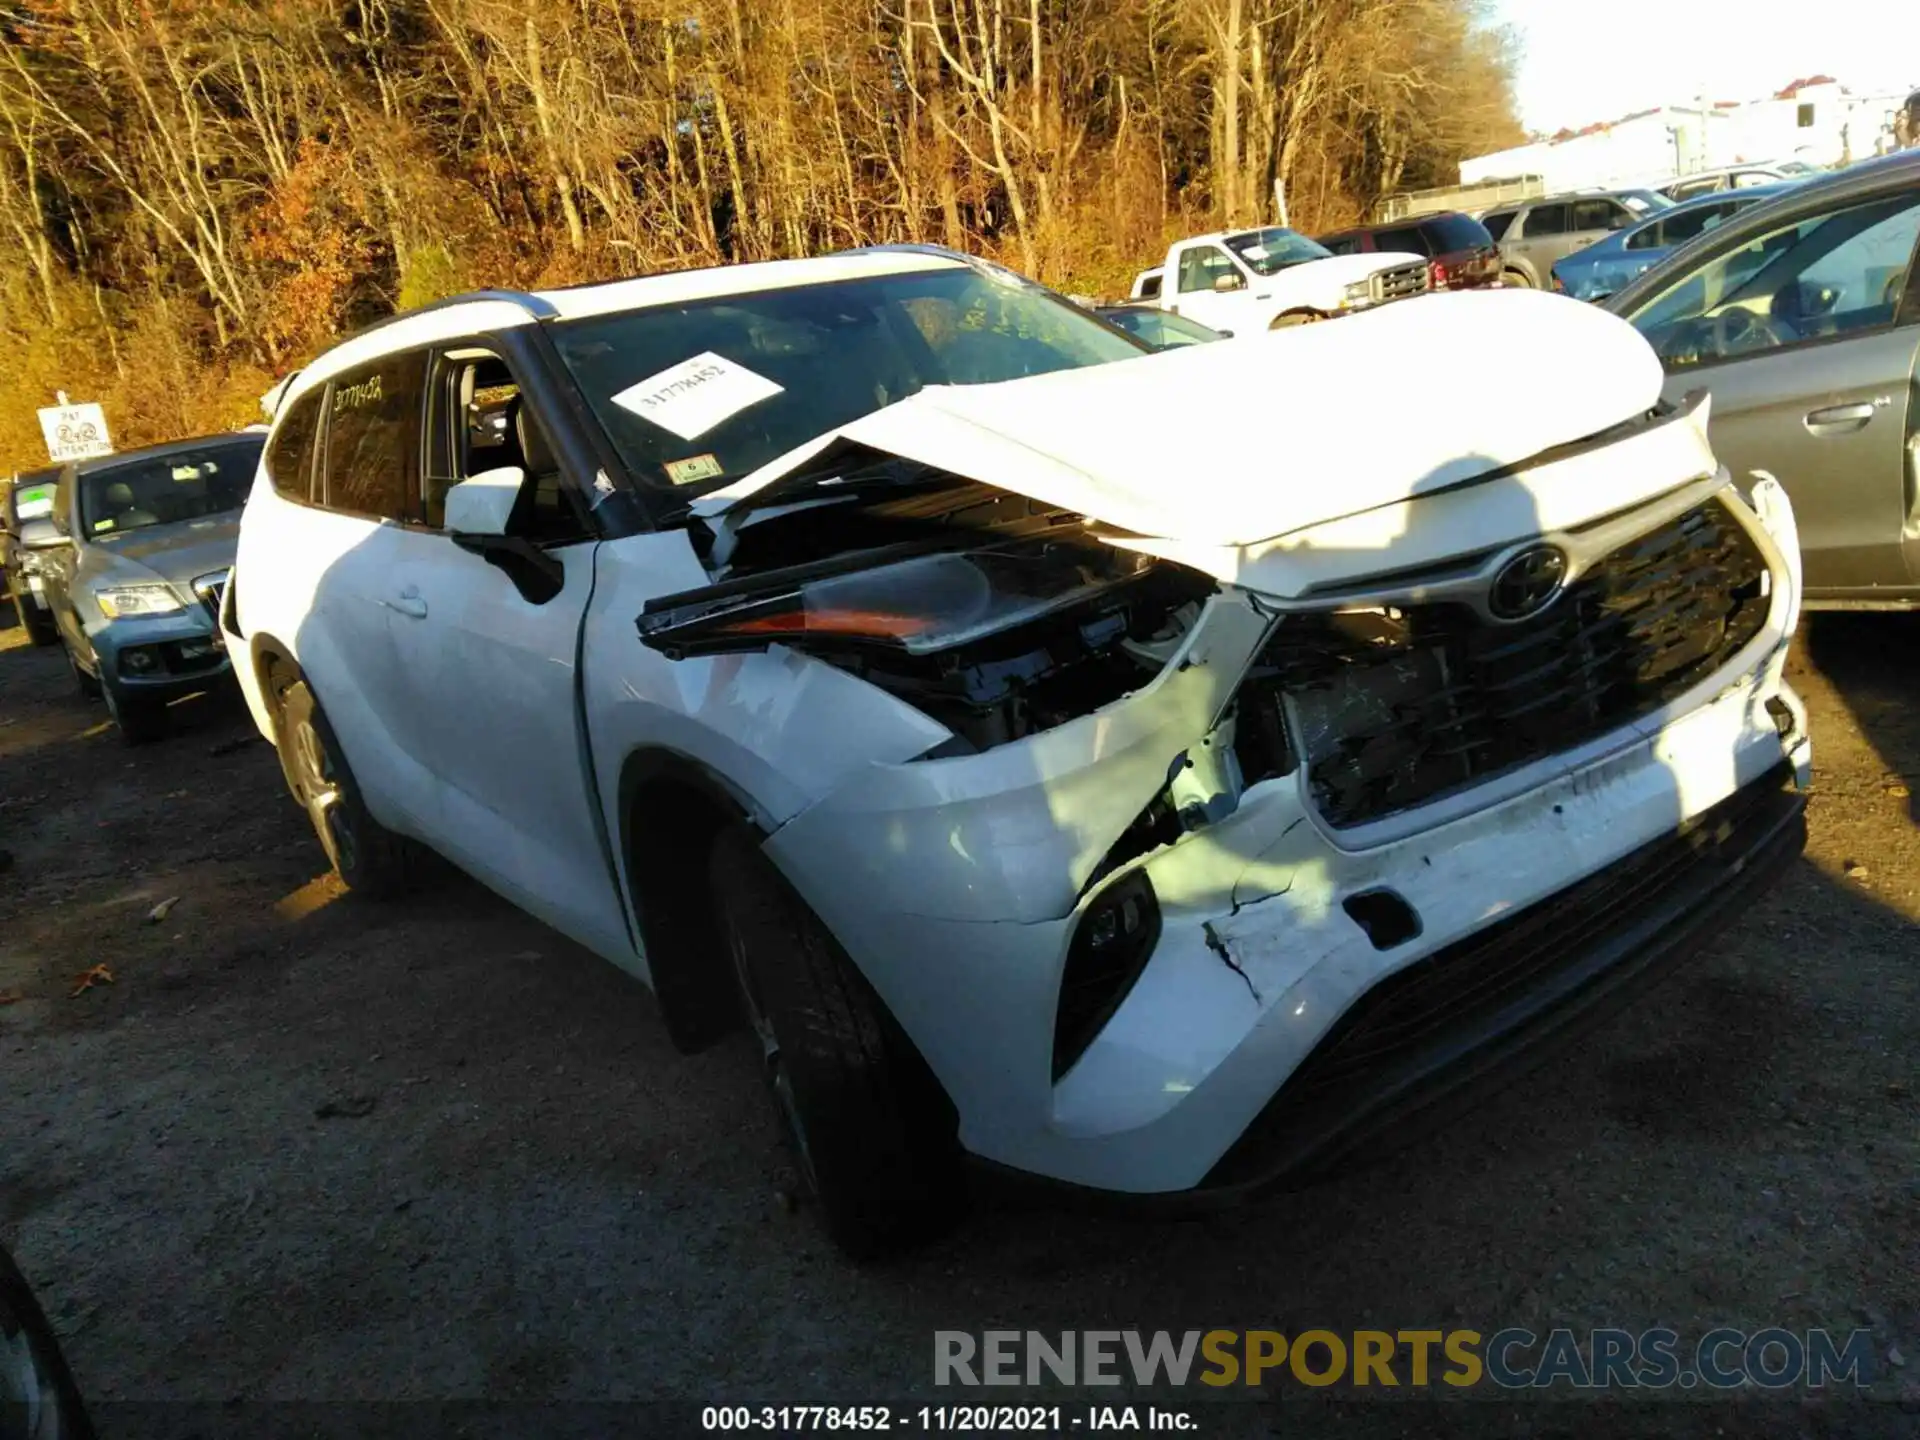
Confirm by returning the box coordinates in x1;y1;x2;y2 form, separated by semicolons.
1370;263;1430;303
1243;499;1771;828
191;568;230;627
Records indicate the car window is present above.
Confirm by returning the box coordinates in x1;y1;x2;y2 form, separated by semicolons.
1136;272;1162;301
1178;245;1239;293
425;349;586;543
1522;204;1569;237
1374;226;1431;256
77;438;262;537
1654;201;1741;248
1481;210;1516;241
1571;199;1618;232
265;388;322;503
1733;172;1775;189
1624;219;1667;251
1317;234;1361;256
1421;214;1493;252
1627;190;1920;367
319;354;426;522
553;266;1142;504
1221;227;1333;275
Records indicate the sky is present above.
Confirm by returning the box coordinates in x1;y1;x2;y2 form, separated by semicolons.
1492;0;1920;135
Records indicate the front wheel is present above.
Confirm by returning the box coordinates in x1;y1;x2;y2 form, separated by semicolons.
1270;309;1323;329
102;682;169;745
64;641;101;700
709;825;965;1259
273;672;424;898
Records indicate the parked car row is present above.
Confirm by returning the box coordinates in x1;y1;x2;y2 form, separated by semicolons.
15;152;1915;1258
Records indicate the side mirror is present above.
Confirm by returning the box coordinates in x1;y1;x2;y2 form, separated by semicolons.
1213;273;1246;293
443;465;524;537
445;465;565;606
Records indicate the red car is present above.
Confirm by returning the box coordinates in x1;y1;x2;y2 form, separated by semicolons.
1317;212;1503;291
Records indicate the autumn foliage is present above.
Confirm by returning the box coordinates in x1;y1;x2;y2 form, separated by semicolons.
0;0;1520;469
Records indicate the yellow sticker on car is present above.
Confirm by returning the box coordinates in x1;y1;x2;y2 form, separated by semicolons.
664;453;725;486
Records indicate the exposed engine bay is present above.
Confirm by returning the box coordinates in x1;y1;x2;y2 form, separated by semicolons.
640;447;1217;752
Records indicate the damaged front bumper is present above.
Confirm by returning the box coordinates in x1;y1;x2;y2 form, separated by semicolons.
763;468;1811;1197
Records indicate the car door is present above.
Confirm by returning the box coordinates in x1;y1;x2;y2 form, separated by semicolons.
1619;185;1920;594
1167;242;1248;331
372;343;633;964
1564;198;1628;263
1510;202;1568;275
38;468;84;655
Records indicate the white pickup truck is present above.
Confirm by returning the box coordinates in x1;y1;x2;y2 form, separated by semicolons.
1131;226;1429;333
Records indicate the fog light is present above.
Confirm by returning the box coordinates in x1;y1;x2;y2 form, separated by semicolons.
1053;871;1161;1080
119;647;158;675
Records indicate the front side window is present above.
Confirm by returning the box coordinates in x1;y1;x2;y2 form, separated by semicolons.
78;438;263;538
552;265;1143;506
1650;200;1741;249
1221;227;1335;275
320;354;426;521
1571;199;1619;232
1627;190;1920;367
1481;210;1516;241
1178;245;1240;292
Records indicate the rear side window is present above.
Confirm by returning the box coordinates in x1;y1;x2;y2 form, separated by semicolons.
1481;210;1516;241
1136;273;1163;300
1571;199;1618;232
1421;214;1494;252
320;354;426;522
1373;226;1431;256
1318;233;1361;256
1523;204;1570;236
265;389;322;502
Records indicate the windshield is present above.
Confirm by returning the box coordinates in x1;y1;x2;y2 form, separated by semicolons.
1616;190;1674;214
78;438;260;538
551;265;1145;501
1222;227;1335;275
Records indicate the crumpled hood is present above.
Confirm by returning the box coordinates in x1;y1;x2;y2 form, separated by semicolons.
703;288;1664;549
89;514;239;589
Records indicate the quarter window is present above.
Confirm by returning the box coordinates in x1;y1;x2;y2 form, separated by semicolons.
265;388;322;502
320;354;426;522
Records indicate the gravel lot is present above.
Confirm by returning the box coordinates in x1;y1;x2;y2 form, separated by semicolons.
1;608;1916;1437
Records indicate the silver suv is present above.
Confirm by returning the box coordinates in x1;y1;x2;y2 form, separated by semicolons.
1482;189;1672;288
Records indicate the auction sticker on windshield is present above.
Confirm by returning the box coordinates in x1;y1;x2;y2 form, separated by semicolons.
611;352;784;441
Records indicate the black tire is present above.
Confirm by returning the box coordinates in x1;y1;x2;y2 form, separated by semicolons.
273;671;424;899
64;641;101;700
11;586;56;646
709;825;964;1259
0;1242;98;1440
102;681;169;745
1270;309;1322;328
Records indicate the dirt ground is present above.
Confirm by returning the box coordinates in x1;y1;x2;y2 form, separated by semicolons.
1;606;1916;1438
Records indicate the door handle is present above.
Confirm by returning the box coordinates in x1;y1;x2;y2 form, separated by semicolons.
382;588;428;620
1804;400;1882;435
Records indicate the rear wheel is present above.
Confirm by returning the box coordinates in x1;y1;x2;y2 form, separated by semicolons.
1270;309;1323;328
273;670;424;898
1502;268;1533;288
709;825;964;1259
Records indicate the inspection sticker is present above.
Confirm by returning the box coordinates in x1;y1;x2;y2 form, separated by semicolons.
663;453;725;486
610;352;783;441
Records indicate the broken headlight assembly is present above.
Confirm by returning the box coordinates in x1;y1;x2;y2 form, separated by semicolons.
639;541;1214;751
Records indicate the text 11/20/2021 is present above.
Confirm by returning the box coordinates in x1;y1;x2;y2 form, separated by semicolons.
701;1405;1197;1432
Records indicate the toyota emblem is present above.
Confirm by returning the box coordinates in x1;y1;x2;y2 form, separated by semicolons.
1488;545;1568;621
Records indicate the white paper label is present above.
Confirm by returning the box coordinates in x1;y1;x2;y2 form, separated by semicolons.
609;352;783;441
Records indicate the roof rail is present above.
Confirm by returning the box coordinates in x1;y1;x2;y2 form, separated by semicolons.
341;287;560;346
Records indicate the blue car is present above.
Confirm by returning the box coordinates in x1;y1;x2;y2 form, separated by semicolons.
1552;184;1794;301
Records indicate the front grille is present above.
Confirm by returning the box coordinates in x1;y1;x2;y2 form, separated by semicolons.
191;568;230;627
1203;764;1803;1188
1242;499;1770;828
1370;263;1430;303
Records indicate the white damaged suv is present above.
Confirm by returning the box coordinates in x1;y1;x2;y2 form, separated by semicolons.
226;247;1811;1255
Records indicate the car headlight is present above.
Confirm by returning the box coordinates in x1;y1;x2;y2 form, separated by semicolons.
1344;280;1372;303
96;584;184;619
